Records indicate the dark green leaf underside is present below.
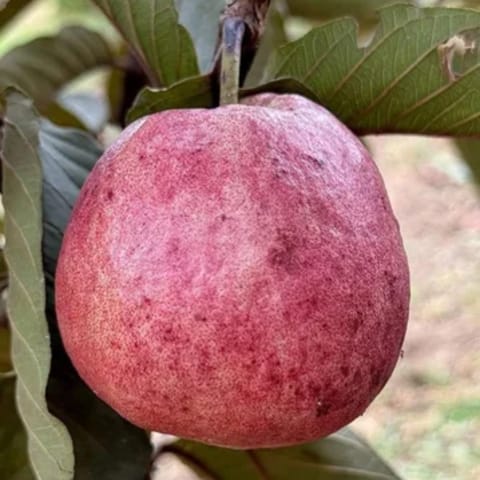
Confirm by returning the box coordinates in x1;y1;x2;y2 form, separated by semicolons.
263;4;480;136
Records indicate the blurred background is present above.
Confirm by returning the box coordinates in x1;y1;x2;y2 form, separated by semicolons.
1;1;479;479
355;134;480;480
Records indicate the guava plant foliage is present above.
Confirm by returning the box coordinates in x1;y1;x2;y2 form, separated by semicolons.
0;0;479;479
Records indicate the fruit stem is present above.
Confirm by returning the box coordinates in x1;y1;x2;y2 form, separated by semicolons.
216;0;271;105
220;17;246;105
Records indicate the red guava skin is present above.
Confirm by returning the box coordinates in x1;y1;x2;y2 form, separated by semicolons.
55;94;409;449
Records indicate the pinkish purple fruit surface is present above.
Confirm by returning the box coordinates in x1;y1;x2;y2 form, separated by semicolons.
55;94;409;448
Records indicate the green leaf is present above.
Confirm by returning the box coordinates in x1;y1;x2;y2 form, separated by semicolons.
38;120;153;479
0;26;112;115
175;0;225;73
93;0;199;86
126;75;318;123
127;74;214;123
0;377;35;480
168;429;401;479
1;88;74;480
263;4;480;136
0;0;33;30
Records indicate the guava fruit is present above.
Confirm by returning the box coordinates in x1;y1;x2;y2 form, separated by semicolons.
55;94;409;448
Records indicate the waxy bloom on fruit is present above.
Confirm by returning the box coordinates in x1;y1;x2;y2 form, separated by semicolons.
56;94;409;448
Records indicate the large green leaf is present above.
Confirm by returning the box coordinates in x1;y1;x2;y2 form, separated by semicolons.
175;0;225;73
0;26;112;122
39;120;153;479
1;88;74;480
92;0;199;86
0;377;35;480
0;0;33;29
165;429;401;479
263;4;480;136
